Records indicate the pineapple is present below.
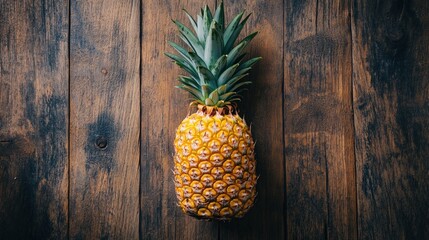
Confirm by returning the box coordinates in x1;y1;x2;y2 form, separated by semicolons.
166;1;261;220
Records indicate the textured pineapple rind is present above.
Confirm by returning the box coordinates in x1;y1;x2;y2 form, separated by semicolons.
173;112;257;220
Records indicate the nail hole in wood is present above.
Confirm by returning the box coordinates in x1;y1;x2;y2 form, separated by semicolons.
96;136;108;149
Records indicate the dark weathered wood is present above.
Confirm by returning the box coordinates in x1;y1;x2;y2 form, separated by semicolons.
69;0;140;238
140;1;218;239
352;0;429;239
0;0;69;239
219;0;285;239
2;0;429;238
284;0;357;239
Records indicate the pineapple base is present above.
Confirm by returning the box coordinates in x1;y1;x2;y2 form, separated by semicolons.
173;106;257;220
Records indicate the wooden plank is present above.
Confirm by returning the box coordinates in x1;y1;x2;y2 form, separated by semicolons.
140;0;219;239
219;0;285;239
352;0;429;239
0;0;69;239
69;0;140;238
284;0;356;239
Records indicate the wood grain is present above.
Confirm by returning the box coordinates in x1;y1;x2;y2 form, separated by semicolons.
69;0;140;238
352;0;429;238
140;1;218;239
1;0;429;238
0;0;69;239
219;0;285;239
284;0;357;239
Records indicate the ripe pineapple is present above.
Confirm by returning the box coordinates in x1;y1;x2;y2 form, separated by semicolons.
166;1;260;220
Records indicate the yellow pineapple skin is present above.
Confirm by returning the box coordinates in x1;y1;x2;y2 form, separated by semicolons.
173;109;257;220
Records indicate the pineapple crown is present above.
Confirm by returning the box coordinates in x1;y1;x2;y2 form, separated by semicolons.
165;1;261;107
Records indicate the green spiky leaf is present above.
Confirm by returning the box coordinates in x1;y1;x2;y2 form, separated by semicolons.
196;66;215;89
229;81;252;92
204;21;223;68
211;55;227;77
237;57;262;71
208;90;219;103
233;67;252;78
183;9;198;35
218;63;239;86
166;3;260;106
223;11;244;45
213;1;225;31
224;14;251;52
227;40;249;66
226;73;249;91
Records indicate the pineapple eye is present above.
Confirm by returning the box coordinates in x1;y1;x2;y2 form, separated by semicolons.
239;190;251;202
181;199;196;210
233;125;243;137
243;199;254;210
191;181;204;193
181;161;190;172
203;188;217;200
238;141;248;154
232;166;244;178
187;154;199;167
211;167;225;180
200;130;213;142
208;140;221;152
208;202;221;212
243;133;252;144
243;172;250;180
222;160;235;172
229;199;243;211
213;180;227;193
231;150;242;164
220;145;232;158
174;154;182;164
227;185;240;198
174;175;183;187
189;168;202;180
191;138;202;150
208;121;220;133
186;128;196;140
216;194;231;206
222;174;236;185
182;186;193;198
209;153;224;166
216;131;228;143
220;207;233;217
241;155;249;168
181;174;191;185
197;208;212;217
228;135;239;148
221;119;234;131
201;174;215;187
191;194;206;207
196;120;206;131
197;147;211;160
245;181;255;190
248;162;256;173
176;189;184;201
198;161;212;173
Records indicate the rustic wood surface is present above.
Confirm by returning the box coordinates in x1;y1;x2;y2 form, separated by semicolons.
0;0;428;239
352;0;429;239
0;0;69;239
284;0;357;239
69;0;140;239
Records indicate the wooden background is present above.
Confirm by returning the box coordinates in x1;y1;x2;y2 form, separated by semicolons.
1;0;428;239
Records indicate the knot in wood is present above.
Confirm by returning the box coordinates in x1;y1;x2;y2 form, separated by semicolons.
96;136;108;149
